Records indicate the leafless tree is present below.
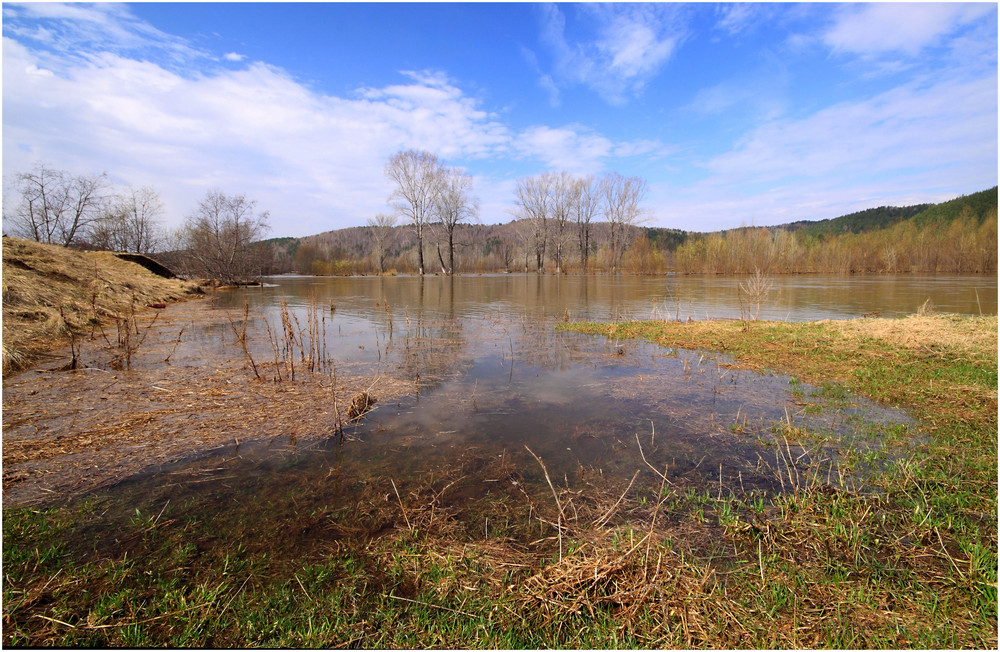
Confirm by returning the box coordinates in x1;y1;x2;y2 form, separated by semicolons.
367;212;397;274
435;168;478;275
179;190;270;283
385;150;445;276
548;171;575;274
573;175;599;273
513;173;553;273
496;235;516;273
5;163;109;247
509;218;536;273
89;186;164;254
599;172;648;273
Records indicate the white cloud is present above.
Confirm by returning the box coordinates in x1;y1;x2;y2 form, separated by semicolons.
538;4;687;105
656;74;998;231
3;2;206;67
223;52;245;62
514;125;612;174
823;3;995;57
705;75;996;185
3;32;658;236
1;37;518;236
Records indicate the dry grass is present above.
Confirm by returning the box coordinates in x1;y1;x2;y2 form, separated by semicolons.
1;297;414;506
825;313;998;362
2;237;200;375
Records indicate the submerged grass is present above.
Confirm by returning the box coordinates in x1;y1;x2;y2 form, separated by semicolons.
3;313;997;648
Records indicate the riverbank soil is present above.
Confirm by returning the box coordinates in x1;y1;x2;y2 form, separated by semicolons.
3;311;997;647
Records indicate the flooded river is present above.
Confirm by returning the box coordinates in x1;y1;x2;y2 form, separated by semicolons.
4;273;993;545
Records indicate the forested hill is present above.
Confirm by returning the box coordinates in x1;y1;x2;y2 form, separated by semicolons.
739;187;997;239
781;204;932;239
911;187;998;226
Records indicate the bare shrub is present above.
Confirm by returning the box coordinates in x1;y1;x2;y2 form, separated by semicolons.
738;267;773;323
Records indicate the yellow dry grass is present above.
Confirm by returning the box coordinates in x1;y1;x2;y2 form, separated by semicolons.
2;237;199;375
823;313;998;363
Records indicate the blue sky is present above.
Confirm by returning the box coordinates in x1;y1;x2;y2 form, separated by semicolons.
3;2;997;238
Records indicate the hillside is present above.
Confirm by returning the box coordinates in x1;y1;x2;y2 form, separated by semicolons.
2;237;201;375
780;204;932;239
911;187;999;226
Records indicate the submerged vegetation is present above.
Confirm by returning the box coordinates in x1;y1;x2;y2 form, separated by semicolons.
4;310;996;647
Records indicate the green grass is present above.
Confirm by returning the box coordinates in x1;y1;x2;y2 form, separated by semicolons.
4;314;996;648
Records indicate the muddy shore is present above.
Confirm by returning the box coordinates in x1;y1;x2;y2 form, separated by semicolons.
2;297;410;506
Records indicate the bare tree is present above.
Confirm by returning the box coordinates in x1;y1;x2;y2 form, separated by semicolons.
548;171;575;274
367;212;397;274
599;172;647;273
573;175;599;273
435;168;478;275
509;218;536;273
6;163;109;247
90;186;164;253
513;173;553;273
180;190;270;283
385;150;445;276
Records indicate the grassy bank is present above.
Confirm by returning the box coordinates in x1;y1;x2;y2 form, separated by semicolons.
3;314;996;647
2;237;200;375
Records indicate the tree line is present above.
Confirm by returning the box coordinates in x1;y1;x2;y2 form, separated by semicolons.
5;160;995;281
3;163;271;284
261;149;651;277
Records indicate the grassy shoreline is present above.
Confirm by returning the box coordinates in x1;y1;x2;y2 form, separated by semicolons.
4;314;996;647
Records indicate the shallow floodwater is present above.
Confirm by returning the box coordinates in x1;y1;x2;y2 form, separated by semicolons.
75;272;972;527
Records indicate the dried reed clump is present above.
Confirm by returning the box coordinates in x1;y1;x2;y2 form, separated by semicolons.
516;534;716;645
347;391;376;419
2;237;196;375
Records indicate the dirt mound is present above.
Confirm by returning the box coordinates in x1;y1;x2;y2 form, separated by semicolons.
2;237;201;375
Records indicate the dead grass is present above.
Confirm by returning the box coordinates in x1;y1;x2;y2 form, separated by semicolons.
825;313;998;362
2;237;200;375
1;298;414;505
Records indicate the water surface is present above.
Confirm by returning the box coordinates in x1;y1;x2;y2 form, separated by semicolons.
91;273;955;518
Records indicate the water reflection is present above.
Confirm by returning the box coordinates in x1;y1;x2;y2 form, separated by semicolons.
211;273;992;331
88;273;934;521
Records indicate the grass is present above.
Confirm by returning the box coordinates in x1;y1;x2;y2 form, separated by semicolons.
2;237;199;375
3;313;997;647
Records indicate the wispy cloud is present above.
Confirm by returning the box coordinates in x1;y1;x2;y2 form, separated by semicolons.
705;75;996;185
3;2;206;69
222;52;245;63
537;3;688;105
713;3;765;37
663;73;998;231
823;3;994;57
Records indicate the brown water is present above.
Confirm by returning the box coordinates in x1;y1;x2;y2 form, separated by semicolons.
62;272;964;524
9;272;988;560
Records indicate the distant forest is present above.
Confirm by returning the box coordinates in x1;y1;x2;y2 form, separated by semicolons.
259;187;997;276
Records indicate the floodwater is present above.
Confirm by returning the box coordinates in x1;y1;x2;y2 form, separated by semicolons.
6;274;991;548
70;275;989;511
